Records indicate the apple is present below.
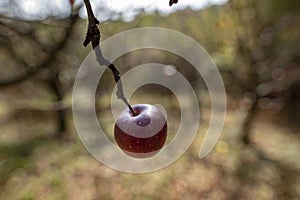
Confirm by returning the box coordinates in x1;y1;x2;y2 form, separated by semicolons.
114;104;167;158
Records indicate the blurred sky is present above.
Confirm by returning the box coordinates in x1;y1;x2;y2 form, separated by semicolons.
0;0;227;21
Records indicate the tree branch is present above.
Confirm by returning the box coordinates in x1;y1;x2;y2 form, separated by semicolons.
0;15;78;87
83;0;136;116
169;0;178;6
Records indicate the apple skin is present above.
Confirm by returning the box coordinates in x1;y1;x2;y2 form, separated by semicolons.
114;104;167;158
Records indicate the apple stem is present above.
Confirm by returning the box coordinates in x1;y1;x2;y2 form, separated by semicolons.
111;66;136;116
117;97;136;116
125;101;137;116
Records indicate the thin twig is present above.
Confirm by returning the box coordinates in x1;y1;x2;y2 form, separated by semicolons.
83;0;136;116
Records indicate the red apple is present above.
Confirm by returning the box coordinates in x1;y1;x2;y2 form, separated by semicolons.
114;104;167;158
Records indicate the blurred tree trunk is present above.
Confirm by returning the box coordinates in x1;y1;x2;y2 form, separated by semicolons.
230;0;300;143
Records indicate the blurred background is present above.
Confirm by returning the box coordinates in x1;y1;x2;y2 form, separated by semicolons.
0;0;300;199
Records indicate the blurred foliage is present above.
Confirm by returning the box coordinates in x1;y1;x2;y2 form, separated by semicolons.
0;0;300;199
